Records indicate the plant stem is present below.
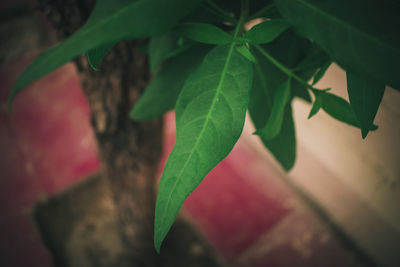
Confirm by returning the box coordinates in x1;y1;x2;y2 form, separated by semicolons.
253;44;320;91
234;0;249;37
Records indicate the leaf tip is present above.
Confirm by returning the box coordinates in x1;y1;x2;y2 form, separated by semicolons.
88;61;100;71
361;129;369;139
282;162;294;172
154;224;165;254
129;109;140;121
7;88;17;114
154;241;161;254
87;54;101;71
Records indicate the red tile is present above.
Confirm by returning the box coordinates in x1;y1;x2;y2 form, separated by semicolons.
1;58;99;196
0;122;43;216
0;57;98;266
185;154;290;261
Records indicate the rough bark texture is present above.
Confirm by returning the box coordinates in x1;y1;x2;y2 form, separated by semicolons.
38;0;161;264
34;0;222;266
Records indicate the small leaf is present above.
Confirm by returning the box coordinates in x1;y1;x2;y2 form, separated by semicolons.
248;67;296;171
8;0;205;109
236;45;256;63
130;45;210;120
312;60;332;85
262;106;297;171
308;93;322;119
149;33;179;72
174;22;232;44
346;72;385;138
275;0;400;90
148;32;193;72
244;19;290;44
154;45;253;252
313;90;378;130
87;42;115;71
255;79;291;139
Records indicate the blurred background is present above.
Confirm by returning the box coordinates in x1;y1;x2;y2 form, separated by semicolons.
1;1;399;266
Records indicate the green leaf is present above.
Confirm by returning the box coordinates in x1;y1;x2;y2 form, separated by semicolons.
312;90;378;130
275;0;400;90
312;60;332;85
248;65;296;171
87;42;115;71
308;93;322;119
130;45;210;120
346;72;385;138
149;33;179;72
154;44;253;252
293;48;329;72
244;19;290;44
8;0;205;108
148;32;194;72
174;22;233;44
249;30;328;103
236;45;257;63
255;79;291;139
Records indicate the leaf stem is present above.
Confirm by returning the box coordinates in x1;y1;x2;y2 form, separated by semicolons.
253;44;320;91
235;0;249;37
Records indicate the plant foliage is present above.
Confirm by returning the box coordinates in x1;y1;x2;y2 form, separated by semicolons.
8;0;399;253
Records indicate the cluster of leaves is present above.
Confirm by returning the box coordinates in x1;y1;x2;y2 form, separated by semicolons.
8;0;399;253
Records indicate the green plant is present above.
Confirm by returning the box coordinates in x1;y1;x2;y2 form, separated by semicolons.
8;0;399;253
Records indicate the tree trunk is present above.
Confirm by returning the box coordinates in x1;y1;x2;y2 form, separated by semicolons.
35;0;222;266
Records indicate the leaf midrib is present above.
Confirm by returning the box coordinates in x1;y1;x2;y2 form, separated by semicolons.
157;44;236;234
292;0;398;53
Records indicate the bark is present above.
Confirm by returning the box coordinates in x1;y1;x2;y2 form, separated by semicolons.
34;0;222;266
38;0;161;264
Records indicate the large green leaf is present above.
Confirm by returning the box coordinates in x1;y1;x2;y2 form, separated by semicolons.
174;23;233;44
154;45;253;252
8;0;205;108
87;42;116;71
275;0;400;90
130;45;210;120
248;64;296;170
255;79;291;139
244;19;290;44
346;72;385;138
